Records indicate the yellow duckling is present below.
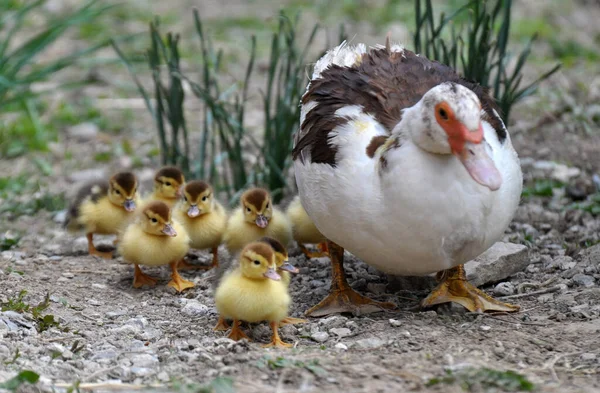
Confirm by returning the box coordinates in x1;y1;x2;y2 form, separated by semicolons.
118;201;193;292
141;166;185;209
223;188;292;254
286;196;328;259
214;242;292;348
64;171;139;259
174;180;228;270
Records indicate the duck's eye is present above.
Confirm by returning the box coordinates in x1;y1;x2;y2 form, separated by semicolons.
202;196;207;201
246;207;251;213
253;260;261;266
438;108;448;120
151;218;158;223
184;196;188;202
115;190;121;195
165;182;172;186
265;203;269;209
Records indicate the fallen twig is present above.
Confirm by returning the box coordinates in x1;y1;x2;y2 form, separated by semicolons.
498;285;562;300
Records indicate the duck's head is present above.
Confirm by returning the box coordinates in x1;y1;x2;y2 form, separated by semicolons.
153;166;185;199
108;172;138;212
259;236;298;273
239;242;281;281
241;188;272;229
405;82;502;191
140;201;177;237
180;180;213;218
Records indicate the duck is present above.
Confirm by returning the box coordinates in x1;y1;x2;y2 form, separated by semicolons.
292;39;523;316
286;195;328;258
222;188;292;254
173;180;228;270
141;166;185;209
214;242;292;348
118;201;193;292
64;171;139;259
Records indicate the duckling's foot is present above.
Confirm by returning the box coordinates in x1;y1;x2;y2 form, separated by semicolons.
133;265;158;288
228;320;251;341
213;316;230;331
262;322;293;348
167;262;195;292
279;317;308;326
306;241;397;317
299;243;328;259
87;233;113;259
421;265;520;313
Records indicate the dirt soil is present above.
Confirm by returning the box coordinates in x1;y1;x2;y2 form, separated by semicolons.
1;1;600;392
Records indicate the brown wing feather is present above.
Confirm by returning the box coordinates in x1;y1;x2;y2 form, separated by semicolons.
292;46;505;166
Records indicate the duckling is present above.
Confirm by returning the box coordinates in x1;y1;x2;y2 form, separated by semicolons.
118;201;193;292
214;242;292;348
64;171;139;259
142;166;185;209
173;181;227;270
286;196;328;259
223;188;292;255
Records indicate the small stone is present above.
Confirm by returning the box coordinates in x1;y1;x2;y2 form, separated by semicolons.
318;315;347;328
181;300;209;316
464;242;529;287
329;328;351;338
334;343;347;350
493;282;515;296
130;367;154;377
157;371;170;382
62;350;73;360
538;293;554;303
580;353;597;361
88;299;102;306
130;354;159;367
572;274;595;288
92;350;118;361
92;283;107;289
67;122;99;141
345;321;359;331
105;310;127;319
388;319;402;327
480;325;491;331
401;331;411;338
310;332;329;343
354;337;385;349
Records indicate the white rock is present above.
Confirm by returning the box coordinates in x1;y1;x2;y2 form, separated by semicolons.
493;282;515;296
401;331;411;338
67;122;99;141
388;319;402;327
130;354;159;367
334;343;348;350
354;337;385;349
465;242;529;287
329;328;352;338
480;325;491;331
181;300;209;316
310;331;329;343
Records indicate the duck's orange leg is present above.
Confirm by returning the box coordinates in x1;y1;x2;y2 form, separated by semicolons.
279;317;308;326
299;242;329;259
305;241;396;317
213;316;230;331
167;261;194;292
132;264;158;288
227;320;250;341
421;265;520;312
87;233;113;259
263;321;293;348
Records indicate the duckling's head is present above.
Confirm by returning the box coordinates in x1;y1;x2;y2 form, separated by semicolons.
153;166;185;200
181;181;213;218
140;201;177;237
241;188;272;228
108;172;138;212
239;242;280;281
259;237;298;274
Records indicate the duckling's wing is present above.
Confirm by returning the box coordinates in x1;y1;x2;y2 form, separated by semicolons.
64;180;109;229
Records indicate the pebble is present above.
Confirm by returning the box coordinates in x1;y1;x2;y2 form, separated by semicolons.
318;315;347;329
310;332;329;343
130;354;159;367
181;300;209;316
580;353;597;361
354;337;385;349
67;122;99;141
106;310;128;319
388;319;402;327
572;274;595;288
329;328;352;338
480;325;491;332
493;282;515;296
334;343;348;350
401;331;411;338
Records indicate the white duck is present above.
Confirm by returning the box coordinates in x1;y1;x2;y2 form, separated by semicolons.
292;40;523;317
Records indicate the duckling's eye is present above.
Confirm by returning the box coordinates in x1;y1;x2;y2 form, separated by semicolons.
265;203;269;209
438;108;448;120
165;182;172;186
253;260;260;266
202;196;207;201
246;207;251;213
151;218;158;223
184;196;188;202
115;190;121;195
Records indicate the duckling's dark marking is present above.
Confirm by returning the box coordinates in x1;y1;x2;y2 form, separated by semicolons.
244;242;274;262
242;188;269;210
111;172;137;193
144;201;171;222
185;181;211;199
293;44;507;167
155;166;184;184
366;135;388;158
64;180;109;228
259;237;287;256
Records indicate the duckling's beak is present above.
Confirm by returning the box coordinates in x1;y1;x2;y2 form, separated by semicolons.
255;214;269;228
456;140;502;191
162;223;177;237
263;268;281;281
123;199;136;212
279;262;299;274
187;204;200;218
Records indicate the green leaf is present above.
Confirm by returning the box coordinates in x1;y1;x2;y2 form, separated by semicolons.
0;370;40;391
